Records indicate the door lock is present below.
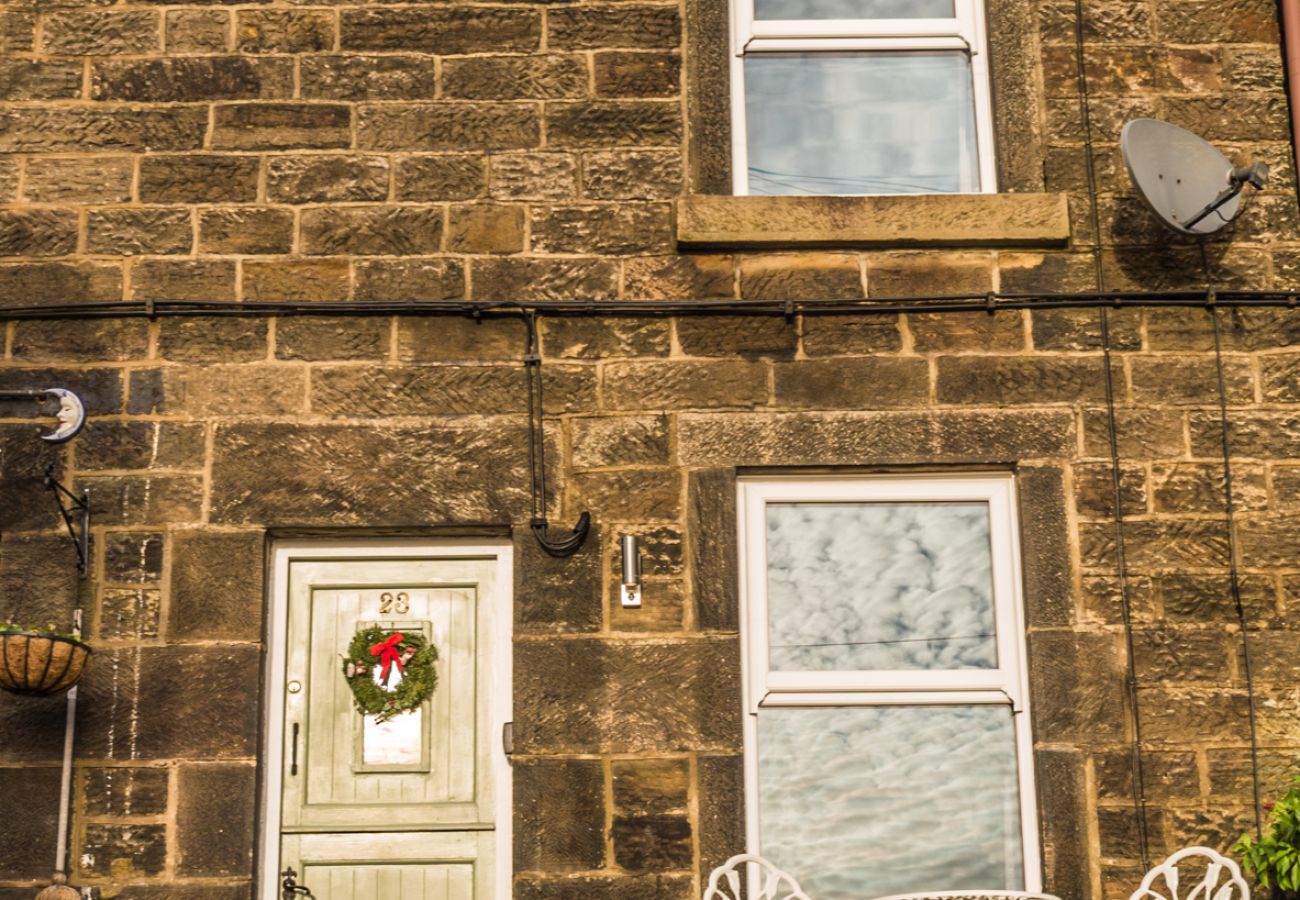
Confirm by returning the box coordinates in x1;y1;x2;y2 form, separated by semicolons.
281;867;316;900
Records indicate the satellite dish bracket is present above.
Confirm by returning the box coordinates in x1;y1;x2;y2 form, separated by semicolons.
1183;163;1270;230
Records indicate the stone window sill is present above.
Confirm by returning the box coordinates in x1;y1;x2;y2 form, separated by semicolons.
675;193;1071;249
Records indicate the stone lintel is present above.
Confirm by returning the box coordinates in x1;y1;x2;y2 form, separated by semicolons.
675;192;1071;249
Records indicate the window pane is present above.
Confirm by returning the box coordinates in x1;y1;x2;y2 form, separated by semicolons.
745;52;980;195
765;501;996;670
757;705;1025;898
755;0;953;19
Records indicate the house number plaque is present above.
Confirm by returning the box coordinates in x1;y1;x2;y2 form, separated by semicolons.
378;591;410;614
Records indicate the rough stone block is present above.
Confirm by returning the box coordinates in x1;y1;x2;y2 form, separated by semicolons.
546;101;681;148
0;209;78;257
540;317;670;359
79;474;205;526
397;317;519;362
548;6;681;49
603;360;767;410
0;107;208;153
0;767;59;878
1133;628;1231;683
169;531;264;642
513;758;605;873
773;358;928;408
1238;515;1300;568
609;578;685;632
1094;749;1199;803
678;194;1071;248
909;310;1025;352
513;638;742;752
84;766;169;816
1130;357;1254;406
698;754;745;877
676;410;1077;466
212;103;351;150
1080;519;1230;570
738;253;862;300
1155;573;1276;626
801;314;902;354
355;258;464;300
513;523;602;634
514;875;694;900
1191;412;1300;459
92;58;294;102
937;356;1107;405
613;812;692;872
210;421;530;525
130;259;236;301
572;468;680;520
342;8;539;52
158;317;268;363
301;55;437;101
176;764;257;877
277;316;390;361
0;60;81;100
23;157;133;204
81;824;167;879
103;532;165;584
1032;307;1141;351
1083;407;1186;459
155;365;305;417
43;10;158;55
582;150;682;200
1156;0;1279;42
1261;354;1300;401
532;203;673;254
1028;632;1126;742
1151;462;1266;513
359;103;539;152
448;203;524;254
76;421;206;470
199;208;294;255
395;155;485;201
1072;461;1147;518
594;51;680;97
85;208;192;256
12;318;148;362
1138;688;1251;744
237;10;334;53
166;10;230;53
443;54;587;100
867;252;993;298
244;259;350;301
1034;749;1090;900
471;257;618;300
100;587;162;639
267;155;389;204
489;153;576;201
623;255;733;300
139;155;260;203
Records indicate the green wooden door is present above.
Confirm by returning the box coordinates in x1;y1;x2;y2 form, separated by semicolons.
279;557;500;900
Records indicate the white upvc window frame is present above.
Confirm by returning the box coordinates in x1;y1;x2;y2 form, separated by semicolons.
737;473;1042;893
729;0;998;196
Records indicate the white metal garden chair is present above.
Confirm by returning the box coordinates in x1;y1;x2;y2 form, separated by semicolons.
1128;846;1250;900
703;854;811;900
869;891;1063;900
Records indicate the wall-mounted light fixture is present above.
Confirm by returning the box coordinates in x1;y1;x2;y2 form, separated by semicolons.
619;534;642;608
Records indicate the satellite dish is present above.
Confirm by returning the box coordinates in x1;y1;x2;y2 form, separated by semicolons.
1121;118;1268;236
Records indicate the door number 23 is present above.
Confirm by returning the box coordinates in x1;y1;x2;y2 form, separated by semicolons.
379;591;410;614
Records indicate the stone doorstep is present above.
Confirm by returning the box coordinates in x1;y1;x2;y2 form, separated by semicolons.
675;192;1071;249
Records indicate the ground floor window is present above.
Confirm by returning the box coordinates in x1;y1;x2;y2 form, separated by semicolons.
738;473;1040;898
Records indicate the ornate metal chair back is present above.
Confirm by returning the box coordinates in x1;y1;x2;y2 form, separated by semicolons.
703;854;811;900
1129;847;1250;900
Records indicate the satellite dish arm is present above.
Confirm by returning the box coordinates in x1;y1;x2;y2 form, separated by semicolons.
1184;162;1269;230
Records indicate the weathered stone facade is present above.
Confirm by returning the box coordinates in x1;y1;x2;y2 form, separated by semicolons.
1;0;1299;898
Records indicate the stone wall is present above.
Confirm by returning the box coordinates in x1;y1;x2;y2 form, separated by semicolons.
1;0;1300;898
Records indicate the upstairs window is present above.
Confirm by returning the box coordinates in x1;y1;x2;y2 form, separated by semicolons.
738;474;1039;899
730;0;996;195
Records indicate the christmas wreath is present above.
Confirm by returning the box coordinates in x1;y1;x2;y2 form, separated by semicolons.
341;626;438;723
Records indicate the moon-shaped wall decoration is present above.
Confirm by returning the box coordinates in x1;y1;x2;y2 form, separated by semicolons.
40;388;86;443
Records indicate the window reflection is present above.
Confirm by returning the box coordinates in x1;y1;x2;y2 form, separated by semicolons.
756;0;953;18
362;709;423;767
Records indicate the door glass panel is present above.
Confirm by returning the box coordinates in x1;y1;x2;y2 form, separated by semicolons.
756;0;953;19
363;709;424;767
765;500;996;670
756;705;1024;898
744;52;980;195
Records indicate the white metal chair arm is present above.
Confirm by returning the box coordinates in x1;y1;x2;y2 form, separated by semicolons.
703;854;811;900
1129;846;1250;900
869;891;1063;900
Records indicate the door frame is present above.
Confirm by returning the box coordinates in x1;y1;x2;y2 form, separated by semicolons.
259;538;514;899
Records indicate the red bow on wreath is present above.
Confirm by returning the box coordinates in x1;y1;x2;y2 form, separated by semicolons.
369;632;406;687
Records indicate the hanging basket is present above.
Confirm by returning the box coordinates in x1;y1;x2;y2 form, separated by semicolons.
0;631;91;696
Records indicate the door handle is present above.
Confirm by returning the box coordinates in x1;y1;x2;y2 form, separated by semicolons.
290;722;299;776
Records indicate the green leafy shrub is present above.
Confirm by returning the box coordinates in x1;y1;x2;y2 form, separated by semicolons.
1235;777;1300;894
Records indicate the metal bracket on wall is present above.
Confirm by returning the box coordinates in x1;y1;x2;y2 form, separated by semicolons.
44;464;90;577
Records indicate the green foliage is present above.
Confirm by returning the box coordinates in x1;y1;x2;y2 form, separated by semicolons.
1235;777;1300;894
0;621;83;641
341;626;438;724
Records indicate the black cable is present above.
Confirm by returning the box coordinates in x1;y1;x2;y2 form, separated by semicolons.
522;313;591;558
1201;249;1265;840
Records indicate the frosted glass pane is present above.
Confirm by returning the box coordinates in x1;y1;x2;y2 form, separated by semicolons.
757;705;1024;898
363;708;423;766
745;53;980;195
756;0;952;18
765;501;995;670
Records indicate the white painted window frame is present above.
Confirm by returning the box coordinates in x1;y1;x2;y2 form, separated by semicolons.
729;0;997;195
258;538;514;900
737;473;1041;892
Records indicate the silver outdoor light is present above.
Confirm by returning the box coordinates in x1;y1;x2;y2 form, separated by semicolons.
619;534;642;608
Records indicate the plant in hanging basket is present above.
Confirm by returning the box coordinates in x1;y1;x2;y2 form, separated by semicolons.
341;626;437;724
0;624;92;696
